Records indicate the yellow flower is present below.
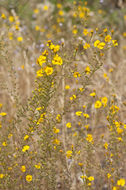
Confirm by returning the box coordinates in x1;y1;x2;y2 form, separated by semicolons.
9;16;14;22
103;73;109;81
81;175;87;179
111;29;114;33
76;111;82;116
85;66;91;74
34;163;41;169
104;142;108;150
66;150;72;158
53;45;60;53
94;40;100;47
78;162;83;167
79;88;84;92
100;53;104;56
1;13;6;19
117;178;125;187
35;25;40;31
114;105;119;111
88;176;94;181
48;43;60;53
0;112;7;116
36;68;43;77
114;121;120;128
83;29;88;35
105;35;111;42
98;9;103;14
53;138;60;145
86;134;93;143
57;3;62;8
72;29;78;35
22;145;30;152
101;97;108;106
70;96;73;101
45;66;53;76
37;55;46;66
2;142;7;146
66;122;72;128
112;40;118;47
94;40;106;49
52;54;62;65
8;133;13;138
107;173;111;179
79;12;85;18
0;103;2;108
73;132;77;137
70;94;76;100
65;85;70;90
34;9;39;14
37;117;44;125
48;43;54;49
43;5;48;11
83;113;90;118
53;127;60;134
94;100;102;108
0;174;4;178
24;135;29;141
73;72;81;78
90;92;96;97
73;12;77;18
58;10;64;16
109;68;113;72
116;128;123;134
26;175;32;182
56;114;61;123
17;37;23;42
83;43;90;49
117;137;123;142
73;94;76;99
21;165;26;172
113;187;117;190
124;123;126;129
84;124;89;130
21;65;24;69
36;107;42;111
103;28;108;33
42;50;48;56
15;25;19;30
97;42;106;49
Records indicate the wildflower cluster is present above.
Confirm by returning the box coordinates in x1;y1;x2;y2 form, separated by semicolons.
0;0;126;190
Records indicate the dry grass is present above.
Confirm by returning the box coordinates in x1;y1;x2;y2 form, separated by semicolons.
0;0;126;189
